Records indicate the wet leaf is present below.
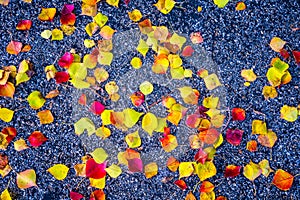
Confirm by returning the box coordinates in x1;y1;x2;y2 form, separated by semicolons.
106;0;119;7
243;161;262;181
200;191;215;200
144;162;158;178
166;156;179;172
236;2;246;10
130;91;145;106
70;191;84;200
1;127;17;144
142;112;158;136
259;159;273;177
90;176;105;189
90;189;105;200
231;108;246;121
28;131;47;147
0;82;15;98
16;20;32;30
94;68;109;83
178;86;199;105
51;28;64;40
38;8;56;21
186;114;200;128
41;30;52;39
130;57;142;69
196;161;217;181
100;25;115;40
0;189;12;200
252;120;267;135
190;32;203;44
0;108;14;122
136;39;149;57
86;159;106;179
194;148;208;164
154;0;176;14
58;52;74;68
139;81;153;95
262;86;278;99
280;105;298;122
98;51;113;66
55;71;70;84
60;4;76;25
199;128;220;145
125;131;141;148
224;165;241;178
105;164;122;178
128;158;143;173
272;169;294;191
292;50;300;64
17;169;37;189
203;73;221;90
90;148;108;164
74;117;95;135
6;41;22;55
270;37;286;52
246;140;257;152
257;129;277;148
84;39;95;48
182;46;194;57
123;108;143;128
213;0;229;8
226;129;243;146
47;164;69;180
241;69;257;82
179;162;194;179
185;191;197;200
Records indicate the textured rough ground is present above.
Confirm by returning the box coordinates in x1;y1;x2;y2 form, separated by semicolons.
0;0;299;199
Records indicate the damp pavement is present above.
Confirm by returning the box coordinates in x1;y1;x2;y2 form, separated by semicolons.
0;0;299;199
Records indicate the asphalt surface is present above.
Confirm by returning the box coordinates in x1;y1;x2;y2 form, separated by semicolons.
0;0;300;199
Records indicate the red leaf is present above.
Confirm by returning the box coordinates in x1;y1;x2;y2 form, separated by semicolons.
181;46;194;57
70;191;84;200
185;114;200;128
224;165;241;178
90;190;105;200
174;179;187;190
231;108;246;121
194;148;208;164
2;127;17;144
28;131;47;147
61;4;74;15
16;20;32;31
226;129;243;146
124;0;130;5
279;49;290;60
292;50;300;64
61;13;76;25
6;41;22;55
54;71;70;84
200;181;214;193
198;128;219;144
90;101;105;115
86;159;106;179
58;52;74;68
78;94;87;105
127;158;143;173
130;91;145;107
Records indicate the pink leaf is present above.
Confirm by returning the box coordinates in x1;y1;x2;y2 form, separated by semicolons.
58;52;74;68
127;158;143;173
86;159;106;179
90;101;105;115
226;129;243;146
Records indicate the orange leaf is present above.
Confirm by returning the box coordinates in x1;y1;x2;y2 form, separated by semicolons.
6;41;22;55
272;169;294;191
198;128;219;144
166;156;179;172
37;110;54;124
0;82;15;98
185;191;197;200
200;181;215;192
16;20;32;30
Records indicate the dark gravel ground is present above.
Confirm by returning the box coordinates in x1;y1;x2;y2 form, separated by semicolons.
0;0;300;199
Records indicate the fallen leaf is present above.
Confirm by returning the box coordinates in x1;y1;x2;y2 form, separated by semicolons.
243;161;262;181
100;25;115;40
0;82;15;98
272;169;294;191
86;159;106;179
16;20;32;30
6;41;22;55
236;2;246;10
144;162;158;178
125;131;141;148
58;52;74;68
128;9;142;22
280;105;298;122
14;138;29;151
142;112;158;136
174;179;187;190
90;101;105;115
224;165;241;178
200;181;215;193
262;86;278;99
292;50;300;64
252;119;267;135
90;148;108;164
246;140;257;152
0;108;14;122
196;161;217;181
74;117;95;136
154;0;176;14
28;131;47;147
105;164;122;178
166;156;179;172
37;110;54;124
17;169;37;189
185;191;196;200
213;0;229;8
231;108;246;121
136;39;149;57
179;162;194;179
127;158;143;173
90;189;105;200
226;129;243;146
106;0;119;7
52;28;64;40
257;129;277;148
259;159;273;177
160;133;178;152
47;164;69;180
45;89;60;99
0;189;12;200
203;73;221;90
270;37;286;52
241;69;257;82
60;4;76;25
1;127;16;144
70;191;84;200
199;128;220;145
89;176;105;189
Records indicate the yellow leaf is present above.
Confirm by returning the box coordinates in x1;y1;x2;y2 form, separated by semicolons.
1;189;12;200
123;108;143;128
74;117;95;135
213;0;229;8
94;12;108;28
51;28;64;41
16;169;37;189
170;67;184;79
203;73;221;90
155;117;167;132
196;161;217;181
41;30;52;39
167;110;182;126
85;22;99;37
252;119;267;135
168;54;182;68
95;126;111;139
105;164;122;178
262;86;278;99
0;108;14;122
144;162;158;178
130;57;142;69
179;162;194;179
200;191;215;200
90;176;105;189
27;91;46;110
139;81;153;95
47;164;69;180
84;39;95;48
154;0;176;14
106;0;119;7
203;96;219;109
90;148;108;163
38;8;56;21
100;25;115;40
170;33;186;50
37;110;54;124
125;131;141;148
69;79;90;89
128;9;143;22
280;105;298;122
241;69;257;82
243;161;262;181
136;39;149;57
178;86;199;105
270;37;286;52
160;134;178;152
94;67;109;83
14;138;29;151
142;113;158;136
101;110;113;125
259;159;273;177
98;51;113;66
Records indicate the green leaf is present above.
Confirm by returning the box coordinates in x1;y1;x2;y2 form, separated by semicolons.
94;12;108;28
136;39;149;57
139;81;153;95
27;91;46;109
68;63;87;80
90;148;108;163
105;164;122;178
213;0;230;8
196;161;217;181
123;108;143;128
74;117;95;135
